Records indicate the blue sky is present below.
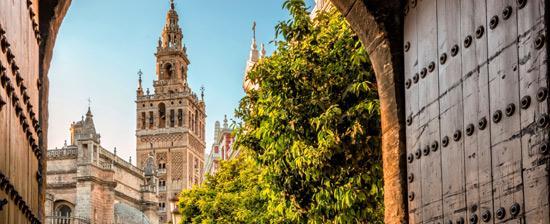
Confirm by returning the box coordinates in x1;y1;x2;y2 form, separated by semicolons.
48;0;315;163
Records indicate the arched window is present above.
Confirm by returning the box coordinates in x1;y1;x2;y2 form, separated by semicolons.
159;103;166;128
163;63;173;79
56;205;71;217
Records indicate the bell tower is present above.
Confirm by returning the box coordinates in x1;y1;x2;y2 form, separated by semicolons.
154;0;190;95
135;1;206;223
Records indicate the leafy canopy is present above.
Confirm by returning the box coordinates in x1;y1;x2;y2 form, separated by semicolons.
178;153;272;223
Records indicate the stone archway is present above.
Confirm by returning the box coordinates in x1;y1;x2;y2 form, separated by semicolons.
37;0;408;223
331;1;407;223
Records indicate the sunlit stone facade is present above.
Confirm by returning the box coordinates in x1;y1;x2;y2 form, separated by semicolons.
45;108;159;224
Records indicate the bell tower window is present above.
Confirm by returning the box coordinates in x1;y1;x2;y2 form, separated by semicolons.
178;109;183;127
141;112;146;129
170;109;175;127
163;63;173;80
159;103;166;128
149;111;154;129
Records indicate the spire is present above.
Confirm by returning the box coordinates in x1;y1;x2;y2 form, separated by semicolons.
252;21;257;47
247;21;259;69
137;69;144;96
251;21;258;52
223;115;228;129
160;0;183;50
214;121;221;142
200;85;205;101
260;43;266;58
86;98;93;118
243;21;260;92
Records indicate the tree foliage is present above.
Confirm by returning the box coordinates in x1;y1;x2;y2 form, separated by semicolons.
179;1;383;223
178;153;272;223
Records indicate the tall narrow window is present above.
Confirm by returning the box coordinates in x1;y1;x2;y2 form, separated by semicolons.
149;111;154;129
141;112;146;129
188;111;192;129
170;109;175;127
194;111;198;134
159;103;166;128
178;109;183;127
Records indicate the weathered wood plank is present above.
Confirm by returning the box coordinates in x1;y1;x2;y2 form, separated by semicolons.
486;0;524;223
460;1;496;223
517;0;550;223
415;0;443;222
437;0;468;223
0;64;8;224
404;0;421;222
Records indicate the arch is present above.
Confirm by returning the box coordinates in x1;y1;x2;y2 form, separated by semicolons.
53;200;74;217
38;0;407;223
159;103;166;128
163;63;173;79
330;1;406;223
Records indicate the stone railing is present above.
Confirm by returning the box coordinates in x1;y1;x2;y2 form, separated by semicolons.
47;148;77;159
159;186;167;192
100;148;144;176
137;87;200;102
45;216;91;224
157;168;167;174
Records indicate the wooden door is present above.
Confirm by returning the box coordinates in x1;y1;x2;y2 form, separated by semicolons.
404;0;549;223
0;0;43;223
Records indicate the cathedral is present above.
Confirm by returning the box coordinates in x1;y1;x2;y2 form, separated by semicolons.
45;1;206;223
45;108;160;224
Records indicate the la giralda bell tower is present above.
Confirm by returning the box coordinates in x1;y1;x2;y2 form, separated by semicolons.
135;0;206;222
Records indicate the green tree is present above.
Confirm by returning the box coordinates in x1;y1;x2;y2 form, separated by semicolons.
235;1;383;223
178;1;383;223
178;153;272;223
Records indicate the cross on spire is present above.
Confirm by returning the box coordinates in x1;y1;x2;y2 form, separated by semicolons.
87;97;92;108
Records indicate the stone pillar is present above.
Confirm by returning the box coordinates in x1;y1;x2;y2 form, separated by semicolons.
44;193;54;217
74;181;92;220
